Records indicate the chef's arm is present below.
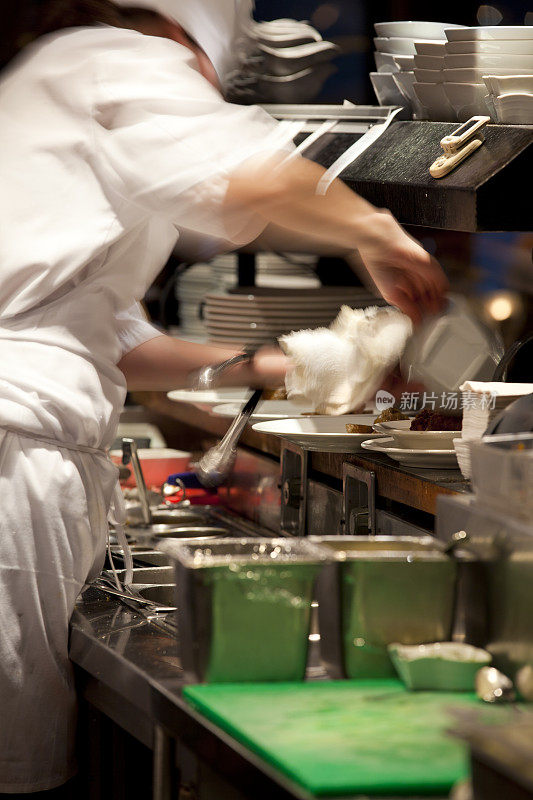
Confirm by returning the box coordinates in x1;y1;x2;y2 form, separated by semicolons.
118;336;288;391
225;155;448;323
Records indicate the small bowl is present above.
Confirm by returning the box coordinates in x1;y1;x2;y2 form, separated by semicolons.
389;642;492;691
446;38;533;55
444;66;533;83
374;51;400;72
393;54;416;71
413;54;446;70
445;53;533;71
373;420;459;449
443;82;492;121
413;82;457;120
414;67;445;84
374;36;419;55
370;72;409;107
415;41;447;56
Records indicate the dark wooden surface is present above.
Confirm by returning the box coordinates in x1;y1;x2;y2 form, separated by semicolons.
305;122;533;232
132;392;470;516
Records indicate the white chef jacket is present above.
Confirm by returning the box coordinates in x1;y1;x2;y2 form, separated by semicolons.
0;24;293;792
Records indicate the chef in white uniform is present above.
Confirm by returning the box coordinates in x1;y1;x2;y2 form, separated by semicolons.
0;0;447;793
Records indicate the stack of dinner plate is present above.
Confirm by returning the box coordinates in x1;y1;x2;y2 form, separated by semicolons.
175;263;216;338
210;253;320;290
226;18;338;104
203;287;385;346
414;25;533;122
371;21;465;117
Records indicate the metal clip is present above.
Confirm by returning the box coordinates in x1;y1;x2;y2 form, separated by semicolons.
429;115;490;179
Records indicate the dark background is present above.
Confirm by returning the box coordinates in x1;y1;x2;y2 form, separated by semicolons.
255;0;533;103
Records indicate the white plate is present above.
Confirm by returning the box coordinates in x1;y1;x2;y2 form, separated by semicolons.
484;74;533;95
443;66;533;83
213;401;316;420
415;41;447;55
445;26;533;42
252;415;383;451
372;420;460;449
361;437;459;468
167;388;250;409
413;54;446;70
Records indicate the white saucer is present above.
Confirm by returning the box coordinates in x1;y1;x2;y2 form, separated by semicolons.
361;437;459;469
252;415;383;452
167;388;250;410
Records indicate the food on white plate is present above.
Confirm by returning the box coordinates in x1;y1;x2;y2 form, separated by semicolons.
409;409;462;431
345;423;373;433
374;407;408;424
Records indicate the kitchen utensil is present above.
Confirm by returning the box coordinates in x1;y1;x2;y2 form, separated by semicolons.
389;642;491;691
121;438;151;526
190;346;257;392
310;535;456;679
183;680;478;796
194;389;263;487
167;537;327;682
475;666;516;703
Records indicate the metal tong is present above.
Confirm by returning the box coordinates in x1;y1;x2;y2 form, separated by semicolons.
190;346;264;488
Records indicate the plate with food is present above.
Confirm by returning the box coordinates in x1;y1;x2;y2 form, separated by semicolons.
373;409;462;449
252;415;384;451
361;437;459;469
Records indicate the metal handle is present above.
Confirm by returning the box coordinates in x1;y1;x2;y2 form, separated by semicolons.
122;438;152;526
193;388;263;488
189;345;258;391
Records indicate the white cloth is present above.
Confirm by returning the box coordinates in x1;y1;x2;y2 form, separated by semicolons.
279;306;413;415
114;0;254;82
0;25;290;791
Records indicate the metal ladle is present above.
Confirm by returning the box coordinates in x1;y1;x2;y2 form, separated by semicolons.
475;666;516;704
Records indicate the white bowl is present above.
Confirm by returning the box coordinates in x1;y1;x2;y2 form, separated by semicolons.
443;66;533;83
372;420;459;449
393;54;416;71
374;51;400;72
413;82;457;120
443;82;492;120
414;67;445;83
392;71;428;117
445;26;533;42
413;54;446;70
484;73;533;95
493;92;533;123
415;41;447;56
375;21;465;40
374;36;418;55
444;53;533;70
446;38;533;55
370;72;408;107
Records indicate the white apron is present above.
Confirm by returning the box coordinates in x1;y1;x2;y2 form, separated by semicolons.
0;24;293;792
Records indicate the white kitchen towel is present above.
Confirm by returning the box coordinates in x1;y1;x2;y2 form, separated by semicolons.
279;305;412;415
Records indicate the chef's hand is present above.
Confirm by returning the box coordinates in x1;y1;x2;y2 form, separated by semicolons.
353;211;448;324
250;346;291;388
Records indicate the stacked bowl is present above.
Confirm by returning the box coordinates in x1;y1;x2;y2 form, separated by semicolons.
414;25;533;121
371;21;465;117
203;287;384;347
227;18;339;104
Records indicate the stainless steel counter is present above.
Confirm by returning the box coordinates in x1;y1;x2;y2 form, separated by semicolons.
70;588;447;800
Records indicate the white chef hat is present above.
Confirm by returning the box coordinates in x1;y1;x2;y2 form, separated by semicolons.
113;0;254;81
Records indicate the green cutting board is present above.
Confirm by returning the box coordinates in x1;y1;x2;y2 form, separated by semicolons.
183;680;479;797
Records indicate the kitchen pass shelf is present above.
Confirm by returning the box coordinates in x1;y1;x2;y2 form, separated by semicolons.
183;679;483;797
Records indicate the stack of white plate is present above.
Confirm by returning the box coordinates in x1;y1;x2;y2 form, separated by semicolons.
210;253;320;290
371;21;465;117
203;287;384;346
414;25;533;122
227;18;338;104
175;263;217;338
